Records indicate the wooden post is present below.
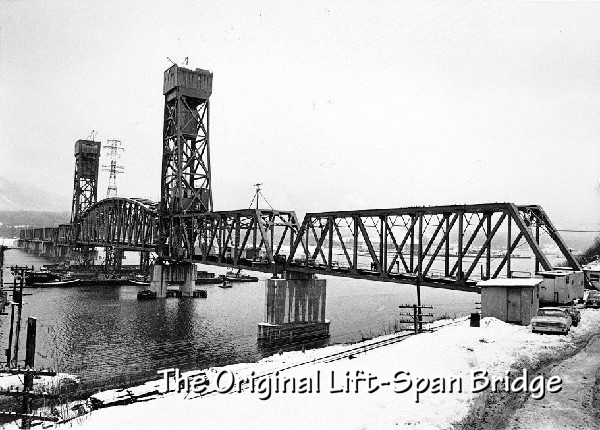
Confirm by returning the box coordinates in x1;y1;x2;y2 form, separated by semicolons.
535;222;540;274
458;213;463;280
11;272;24;368
21;317;36;430
506;216;512;278
413;305;418;334
6;303;15;365
416;277;422;331
486;213;491;279
0;246;4;290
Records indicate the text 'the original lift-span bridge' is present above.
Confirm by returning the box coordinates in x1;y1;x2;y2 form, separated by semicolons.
18;64;581;297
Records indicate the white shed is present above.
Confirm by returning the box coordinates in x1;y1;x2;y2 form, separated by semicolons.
537;270;584;305
478;278;541;325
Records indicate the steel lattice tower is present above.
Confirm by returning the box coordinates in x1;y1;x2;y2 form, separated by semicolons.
71;139;101;222
159;64;213;259
102;139;124;198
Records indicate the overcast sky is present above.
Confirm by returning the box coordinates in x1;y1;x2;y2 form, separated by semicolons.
1;1;599;229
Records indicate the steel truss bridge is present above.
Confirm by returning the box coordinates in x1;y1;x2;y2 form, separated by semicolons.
19;202;580;292
17;64;581;293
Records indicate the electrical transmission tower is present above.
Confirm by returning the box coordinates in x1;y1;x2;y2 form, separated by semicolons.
102;139;124;198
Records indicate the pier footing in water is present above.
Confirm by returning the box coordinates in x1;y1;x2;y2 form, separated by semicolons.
258;272;329;343
149;262;196;298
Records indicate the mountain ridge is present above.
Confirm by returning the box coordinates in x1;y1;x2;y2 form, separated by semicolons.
0;176;71;211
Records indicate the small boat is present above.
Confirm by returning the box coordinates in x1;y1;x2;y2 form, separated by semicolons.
196;270;221;284
222;269;259;283
218;281;233;289
195;277;223;285
25;271;61;286
166;289;182;298
137;289;157;300
129;279;151;286
193;289;208;298
31;278;81;287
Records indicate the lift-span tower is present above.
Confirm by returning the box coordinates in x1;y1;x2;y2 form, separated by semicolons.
159;65;213;260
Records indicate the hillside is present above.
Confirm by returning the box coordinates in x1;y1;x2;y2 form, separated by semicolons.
0;176;70;212
0;211;71;237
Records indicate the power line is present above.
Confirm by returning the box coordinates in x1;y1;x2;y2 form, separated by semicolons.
556;229;600;233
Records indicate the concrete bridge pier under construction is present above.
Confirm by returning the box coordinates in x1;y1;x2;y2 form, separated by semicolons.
149;262;196;298
258;272;329;343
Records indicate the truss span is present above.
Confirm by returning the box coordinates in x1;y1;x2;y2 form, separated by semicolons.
19;201;582;292
74;197;158;251
285;203;582;292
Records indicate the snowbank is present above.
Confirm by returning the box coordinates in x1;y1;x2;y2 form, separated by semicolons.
59;310;600;429
0;371;78;393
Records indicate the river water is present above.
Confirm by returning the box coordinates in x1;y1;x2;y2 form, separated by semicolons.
0;248;491;389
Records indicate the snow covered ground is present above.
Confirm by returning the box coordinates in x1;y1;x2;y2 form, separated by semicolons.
0;371;78;393
20;310;600;430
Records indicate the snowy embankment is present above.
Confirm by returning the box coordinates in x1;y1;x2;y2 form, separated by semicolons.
0;371;78;393
58;310;600;430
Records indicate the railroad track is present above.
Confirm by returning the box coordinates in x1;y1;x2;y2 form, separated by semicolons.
256;316;470;377
92;316;471;404
183;316;470;400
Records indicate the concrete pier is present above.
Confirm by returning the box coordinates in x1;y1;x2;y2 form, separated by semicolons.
149;262;196;298
258;271;329;343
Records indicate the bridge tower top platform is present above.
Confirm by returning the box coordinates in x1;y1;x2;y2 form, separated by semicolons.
71;139;101;222
163;65;212;100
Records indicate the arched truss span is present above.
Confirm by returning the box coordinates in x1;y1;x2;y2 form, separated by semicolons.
76;197;158;251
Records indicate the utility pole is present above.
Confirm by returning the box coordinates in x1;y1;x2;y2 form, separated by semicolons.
0;246;7;314
398;303;434;334
0;268;58;428
11;269;25;368
254;183;261;210
249;183;273;211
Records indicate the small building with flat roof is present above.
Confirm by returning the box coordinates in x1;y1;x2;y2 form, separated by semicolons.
478;278;542;325
537;269;584;305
